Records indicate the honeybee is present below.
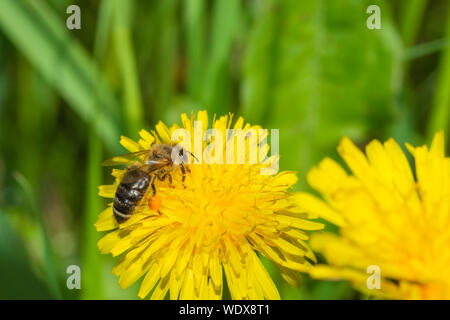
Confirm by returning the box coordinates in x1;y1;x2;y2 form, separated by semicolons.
103;143;194;223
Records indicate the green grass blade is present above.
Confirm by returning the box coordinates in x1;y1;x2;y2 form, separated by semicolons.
404;38;450;60
241;0;279;123
94;0;115;60
149;0;178;122
202;0;241;113
0;210;53;299
13;172;62;299
0;0;123;152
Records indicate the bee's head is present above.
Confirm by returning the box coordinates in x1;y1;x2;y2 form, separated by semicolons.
170;145;189;165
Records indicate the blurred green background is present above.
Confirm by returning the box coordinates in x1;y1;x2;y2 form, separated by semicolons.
0;0;449;299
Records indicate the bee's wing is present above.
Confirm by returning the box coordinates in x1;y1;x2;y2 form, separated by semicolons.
119;160;170;184
102;150;150;166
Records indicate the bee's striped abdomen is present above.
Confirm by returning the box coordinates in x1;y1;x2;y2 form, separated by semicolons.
113;167;151;223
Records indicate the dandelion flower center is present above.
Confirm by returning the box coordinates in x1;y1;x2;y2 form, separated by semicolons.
96;110;323;300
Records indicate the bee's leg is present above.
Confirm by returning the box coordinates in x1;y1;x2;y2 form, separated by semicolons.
151;174;157;196
166;173;173;186
147;175;162;214
147;174;157;205
159;172;174;188
180;163;186;189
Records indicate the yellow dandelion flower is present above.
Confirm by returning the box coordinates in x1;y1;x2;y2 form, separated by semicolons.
297;131;450;299
96;110;323;300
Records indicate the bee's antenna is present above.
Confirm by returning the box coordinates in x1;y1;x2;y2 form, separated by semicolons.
185;150;199;163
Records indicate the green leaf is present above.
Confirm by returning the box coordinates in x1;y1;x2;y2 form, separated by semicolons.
0;210;53;299
247;0;401;185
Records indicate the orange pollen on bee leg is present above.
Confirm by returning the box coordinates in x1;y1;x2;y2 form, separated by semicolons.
150;194;162;211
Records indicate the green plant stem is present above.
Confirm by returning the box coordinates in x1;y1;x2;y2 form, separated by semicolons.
81;130;103;299
113;0;143;136
185;0;206;101
427;4;450;138
80;0;116;300
202;0;240;114
400;0;428;48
